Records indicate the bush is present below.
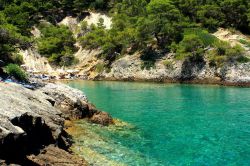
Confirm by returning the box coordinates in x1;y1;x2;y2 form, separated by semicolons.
4;64;27;81
11;53;23;65
37;24;77;66
163;60;174;69
95;63;105;73
208;53;227;67
236;56;250;63
214;41;244;59
184;28;218;46
175;34;205;62
239;39;250;48
208;41;245;66
141;61;155;70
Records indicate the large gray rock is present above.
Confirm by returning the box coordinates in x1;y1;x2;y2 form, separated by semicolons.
0;83;66;164
39;83;89;119
39;83;113;125
0;82;113;165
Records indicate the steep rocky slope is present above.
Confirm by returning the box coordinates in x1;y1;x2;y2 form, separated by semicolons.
98;53;250;86
75;28;250;85
20;12;250;86
20;12;110;78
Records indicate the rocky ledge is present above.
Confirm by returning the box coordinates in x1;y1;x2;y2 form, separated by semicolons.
0;82;113;165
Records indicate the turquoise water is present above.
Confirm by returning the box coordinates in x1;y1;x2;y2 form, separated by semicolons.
67;81;250;166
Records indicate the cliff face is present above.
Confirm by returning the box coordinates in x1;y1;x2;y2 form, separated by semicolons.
98;53;250;85
20;12;250;86
0;82;112;165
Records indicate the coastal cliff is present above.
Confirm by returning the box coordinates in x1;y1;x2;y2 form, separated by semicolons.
19;13;250;86
0;82;113;165
98;53;250;86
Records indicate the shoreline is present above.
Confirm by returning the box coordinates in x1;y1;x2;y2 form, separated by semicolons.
0;82;113;165
59;77;250;88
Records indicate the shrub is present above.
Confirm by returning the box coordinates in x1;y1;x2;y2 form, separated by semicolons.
239;39;250;47
226;45;244;60
37;24;77;66
4;63;27;81
236;56;250;63
208;53;227;67
184;28;218;46
214;42;244;59
141;61;155;70
11;53;23;65
95;63;105;73
208;41;245;66
175;34;205;62
163;60;174;69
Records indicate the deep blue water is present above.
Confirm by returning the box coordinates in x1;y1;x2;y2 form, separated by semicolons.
67;81;250;166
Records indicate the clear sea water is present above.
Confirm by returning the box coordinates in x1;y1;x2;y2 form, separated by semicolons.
66;81;250;166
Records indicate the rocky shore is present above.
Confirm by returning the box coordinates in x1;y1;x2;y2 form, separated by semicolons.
19;14;250;87
95;53;250;87
0;82;113;165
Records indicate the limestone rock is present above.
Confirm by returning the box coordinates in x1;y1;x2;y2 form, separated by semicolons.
39;83;114;125
90;112;113;126
0;81;113;164
39;83;90;119
0;83;66;164
27;145;88;166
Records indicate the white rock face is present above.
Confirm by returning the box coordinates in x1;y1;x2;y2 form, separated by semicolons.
58;16;79;36
0;82;112;164
83;12;112;29
20;48;54;74
41;83;88;103
101;53;250;84
30;26;41;38
225;63;250;83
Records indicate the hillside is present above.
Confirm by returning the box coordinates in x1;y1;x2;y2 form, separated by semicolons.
0;0;250;85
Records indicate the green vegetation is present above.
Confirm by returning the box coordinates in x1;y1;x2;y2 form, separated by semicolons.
208;41;245;67
95;63;105;73
173;29;217;61
174;34;205;62
163;60;174;70
0;0;250;79
37;24;77;66
0;0;113;67
78;0;250;64
239;39;250;48
4;64;28;81
183;29;218;47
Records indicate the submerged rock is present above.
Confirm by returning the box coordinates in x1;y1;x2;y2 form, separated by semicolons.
90;112;113;126
27;145;88;166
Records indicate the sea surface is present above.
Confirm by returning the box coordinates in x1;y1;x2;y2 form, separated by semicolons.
66;81;250;166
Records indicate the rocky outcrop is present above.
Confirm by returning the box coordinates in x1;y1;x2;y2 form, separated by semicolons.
20;14;250;86
39;83;113;125
27;145;88;166
20;48;54;74
0;83;66;164
0;82;113;165
40;83;88;119
90;112;113;126
98;53;250;86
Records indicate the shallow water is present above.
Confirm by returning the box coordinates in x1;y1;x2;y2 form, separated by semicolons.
66;81;250;166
